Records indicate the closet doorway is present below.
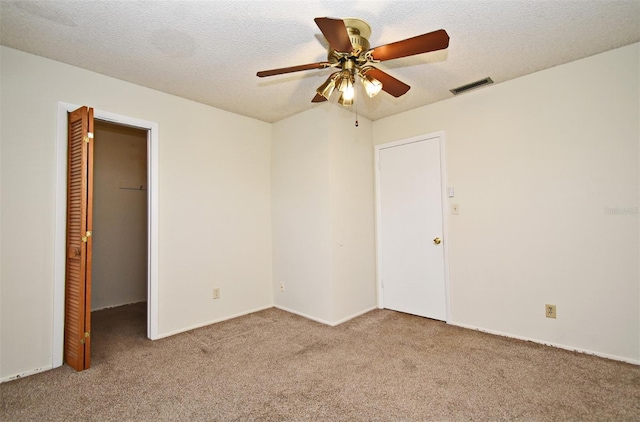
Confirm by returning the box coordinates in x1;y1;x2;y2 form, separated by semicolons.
92;121;148;313
54;103;159;371
88;120;148;368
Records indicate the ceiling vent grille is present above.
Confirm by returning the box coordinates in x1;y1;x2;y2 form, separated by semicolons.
450;77;493;95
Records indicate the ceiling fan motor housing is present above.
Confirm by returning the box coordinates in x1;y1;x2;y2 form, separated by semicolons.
327;18;371;65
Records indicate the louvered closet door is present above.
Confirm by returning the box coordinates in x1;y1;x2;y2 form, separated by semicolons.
64;106;94;371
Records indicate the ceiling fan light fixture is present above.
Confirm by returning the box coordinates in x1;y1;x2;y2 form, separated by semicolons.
338;73;355;105
317;73;338;99
361;74;382;98
337;70;351;91
334;69;355;105
342;79;355;100
338;92;354;106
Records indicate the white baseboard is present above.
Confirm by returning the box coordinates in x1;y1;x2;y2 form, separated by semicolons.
332;306;378;326
273;305;377;327
273;305;334;326
156;304;274;339
450;321;640;366
1;365;53;384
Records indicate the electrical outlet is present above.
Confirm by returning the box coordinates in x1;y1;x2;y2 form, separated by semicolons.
280;282;285;292
213;288;220;299
546;304;556;319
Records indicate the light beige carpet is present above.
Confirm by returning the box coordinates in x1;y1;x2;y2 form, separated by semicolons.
1;303;639;421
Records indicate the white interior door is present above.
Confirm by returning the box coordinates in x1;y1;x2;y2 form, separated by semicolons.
377;136;446;320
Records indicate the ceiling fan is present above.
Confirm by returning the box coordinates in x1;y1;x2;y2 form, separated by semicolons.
257;17;450;106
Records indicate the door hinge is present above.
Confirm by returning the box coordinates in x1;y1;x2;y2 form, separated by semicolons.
81;231;92;243
83;132;94;143
80;331;90;344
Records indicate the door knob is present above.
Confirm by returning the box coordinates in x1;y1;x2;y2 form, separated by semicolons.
433;237;442;245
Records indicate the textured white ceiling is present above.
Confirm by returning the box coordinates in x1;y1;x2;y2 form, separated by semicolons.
1;0;638;123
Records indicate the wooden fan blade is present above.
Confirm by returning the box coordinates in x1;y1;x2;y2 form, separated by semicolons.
370;29;449;62
257;62;331;77
365;67;411;97
314;17;353;53
312;93;327;103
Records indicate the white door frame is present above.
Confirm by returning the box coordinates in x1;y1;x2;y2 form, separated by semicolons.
53;102;160;368
374;131;452;323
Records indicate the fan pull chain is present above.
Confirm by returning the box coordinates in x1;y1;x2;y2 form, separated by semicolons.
355;97;359;127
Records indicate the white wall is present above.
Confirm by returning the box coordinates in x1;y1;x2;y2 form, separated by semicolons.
0;46;273;380
271;105;377;324
327;106;377;323
271;107;333;322
92;121;148;310
373;43;640;362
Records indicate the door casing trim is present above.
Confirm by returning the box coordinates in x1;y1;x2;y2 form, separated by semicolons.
374;131;452;323
54;102;160;368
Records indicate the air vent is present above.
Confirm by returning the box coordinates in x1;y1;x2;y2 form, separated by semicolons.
450;77;494;95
